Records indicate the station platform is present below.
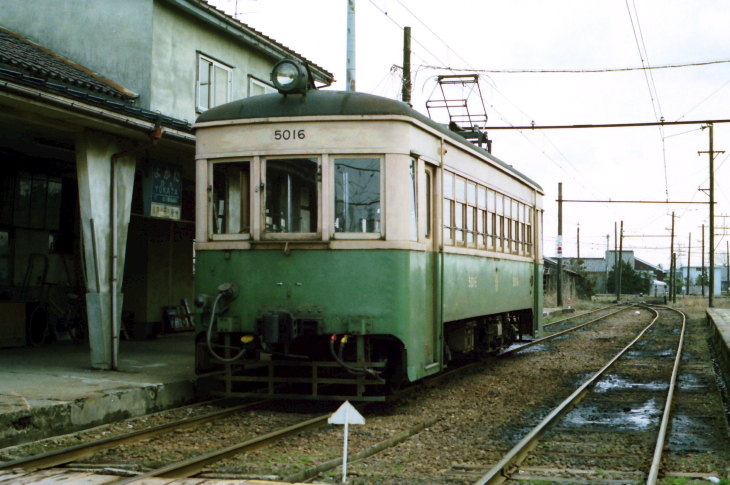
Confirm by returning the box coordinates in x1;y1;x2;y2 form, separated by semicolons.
706;308;730;388
0;332;201;448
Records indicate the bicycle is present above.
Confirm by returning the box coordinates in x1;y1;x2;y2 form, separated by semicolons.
28;284;87;346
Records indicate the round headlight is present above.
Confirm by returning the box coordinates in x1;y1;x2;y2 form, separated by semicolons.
271;59;310;94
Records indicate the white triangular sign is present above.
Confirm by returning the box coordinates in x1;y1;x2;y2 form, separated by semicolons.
328;401;365;425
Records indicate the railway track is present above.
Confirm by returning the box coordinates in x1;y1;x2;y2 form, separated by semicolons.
463;304;688;485
0;304;652;484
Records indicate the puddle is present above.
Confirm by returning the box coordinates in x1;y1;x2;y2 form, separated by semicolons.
667;414;727;451
677;373;710;391
560;398;661;431
593;374;667;392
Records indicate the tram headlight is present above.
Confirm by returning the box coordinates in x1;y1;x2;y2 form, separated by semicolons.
271;59;310;94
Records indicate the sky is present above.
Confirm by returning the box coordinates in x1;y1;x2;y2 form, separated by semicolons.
209;0;730;271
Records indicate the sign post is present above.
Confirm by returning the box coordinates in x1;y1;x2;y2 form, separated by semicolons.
328;401;365;483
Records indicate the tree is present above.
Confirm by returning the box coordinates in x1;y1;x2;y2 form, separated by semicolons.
606;260;652;295
695;272;709;287
567;258;596;299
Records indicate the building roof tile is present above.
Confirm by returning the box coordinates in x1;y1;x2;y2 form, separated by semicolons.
0;27;136;100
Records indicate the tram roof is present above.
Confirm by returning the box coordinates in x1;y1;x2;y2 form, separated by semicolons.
196;90;542;192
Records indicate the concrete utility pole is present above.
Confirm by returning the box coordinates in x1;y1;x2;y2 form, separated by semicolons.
346;0;356;92
557;183;563;307
687;233;691;296
401;26;412;105
669;212;675;301
618;221;624;301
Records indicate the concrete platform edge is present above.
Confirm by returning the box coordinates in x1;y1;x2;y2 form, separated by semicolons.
0;375;213;449
706;309;730;390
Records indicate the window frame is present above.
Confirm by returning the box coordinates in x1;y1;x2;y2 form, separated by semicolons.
331;155;385;240
248;75;276;97
262;156;322;240
196;53;233;113
208;158;253;241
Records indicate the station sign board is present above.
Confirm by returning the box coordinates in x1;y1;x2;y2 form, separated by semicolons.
144;161;182;220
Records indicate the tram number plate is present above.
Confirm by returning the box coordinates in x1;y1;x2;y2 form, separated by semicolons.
274;129;305;140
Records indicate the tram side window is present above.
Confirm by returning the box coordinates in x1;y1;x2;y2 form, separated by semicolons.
477;186;486;247
443;171;454;245
454;177;466;244
334;158;380;233
266;158;318;233
212;162;250;234
409;159;418;241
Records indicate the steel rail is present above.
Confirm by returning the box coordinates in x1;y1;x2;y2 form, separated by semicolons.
543;303;623;328
474;306;660;485
646;305;686;485
501;305;632;357
0;399;273;472
114;402;369;484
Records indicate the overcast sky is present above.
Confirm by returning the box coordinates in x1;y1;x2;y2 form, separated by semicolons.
210;0;730;270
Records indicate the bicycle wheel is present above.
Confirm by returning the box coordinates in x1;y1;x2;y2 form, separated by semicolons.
28;304;49;347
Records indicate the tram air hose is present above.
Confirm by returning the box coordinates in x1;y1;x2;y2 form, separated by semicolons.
329;334;380;377
206;292;247;363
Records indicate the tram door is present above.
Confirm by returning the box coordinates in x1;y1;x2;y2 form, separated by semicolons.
424;164;439;368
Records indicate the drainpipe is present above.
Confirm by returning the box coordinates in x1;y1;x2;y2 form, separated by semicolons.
109;122;163;370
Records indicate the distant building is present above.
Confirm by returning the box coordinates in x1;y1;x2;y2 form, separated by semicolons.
676;266;726;296
573;250;663;295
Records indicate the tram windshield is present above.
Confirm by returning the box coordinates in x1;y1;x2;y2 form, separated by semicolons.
265;158;318;233
334;158;381;233
212;161;250;234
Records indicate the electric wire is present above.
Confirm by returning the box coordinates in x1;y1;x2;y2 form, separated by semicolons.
416;59;730;74
677;78;730;121
382;0;618;217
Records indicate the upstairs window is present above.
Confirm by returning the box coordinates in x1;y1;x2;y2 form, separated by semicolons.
249;77;277;97
197;54;232;112
334;158;381;233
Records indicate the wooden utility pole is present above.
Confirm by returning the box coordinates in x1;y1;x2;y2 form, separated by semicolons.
672;253;677;303
618;221;624;301
669;212;675;301
614;222;618;300
686;233;691;296
401;26;412;105
727;241;729;296
557;183;563;307
702;224;706;297
698;123;724;306
606;234;610;293
577;224;580;259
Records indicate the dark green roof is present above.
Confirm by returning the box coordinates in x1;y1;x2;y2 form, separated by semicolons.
196;90;542;192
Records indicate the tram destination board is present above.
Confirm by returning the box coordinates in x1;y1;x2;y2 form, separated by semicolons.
144;161;182;220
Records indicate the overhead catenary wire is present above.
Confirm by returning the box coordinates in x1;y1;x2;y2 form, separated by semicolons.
416;59;730;74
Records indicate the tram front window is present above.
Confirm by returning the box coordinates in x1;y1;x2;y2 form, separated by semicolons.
334;158;381;233
265;158;318;233
212;161;250;234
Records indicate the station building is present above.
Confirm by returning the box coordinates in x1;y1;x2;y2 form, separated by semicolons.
0;0;333;370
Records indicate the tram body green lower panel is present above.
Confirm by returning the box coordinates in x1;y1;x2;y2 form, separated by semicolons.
195;249;541;381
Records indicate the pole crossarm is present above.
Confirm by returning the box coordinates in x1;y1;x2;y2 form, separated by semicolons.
556;200;715;204
485;119;730;130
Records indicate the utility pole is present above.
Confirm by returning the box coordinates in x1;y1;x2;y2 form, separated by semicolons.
669;212;675;301
700;224;706;297
346;0;356;92
687;233;691;296
672;253;677;303
618;221;624;302
614;222;618;300
401;26;412;105
605;234;610;293
557;183;563;307
577;223;581;259
727;241;729;296
699;123;724;306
